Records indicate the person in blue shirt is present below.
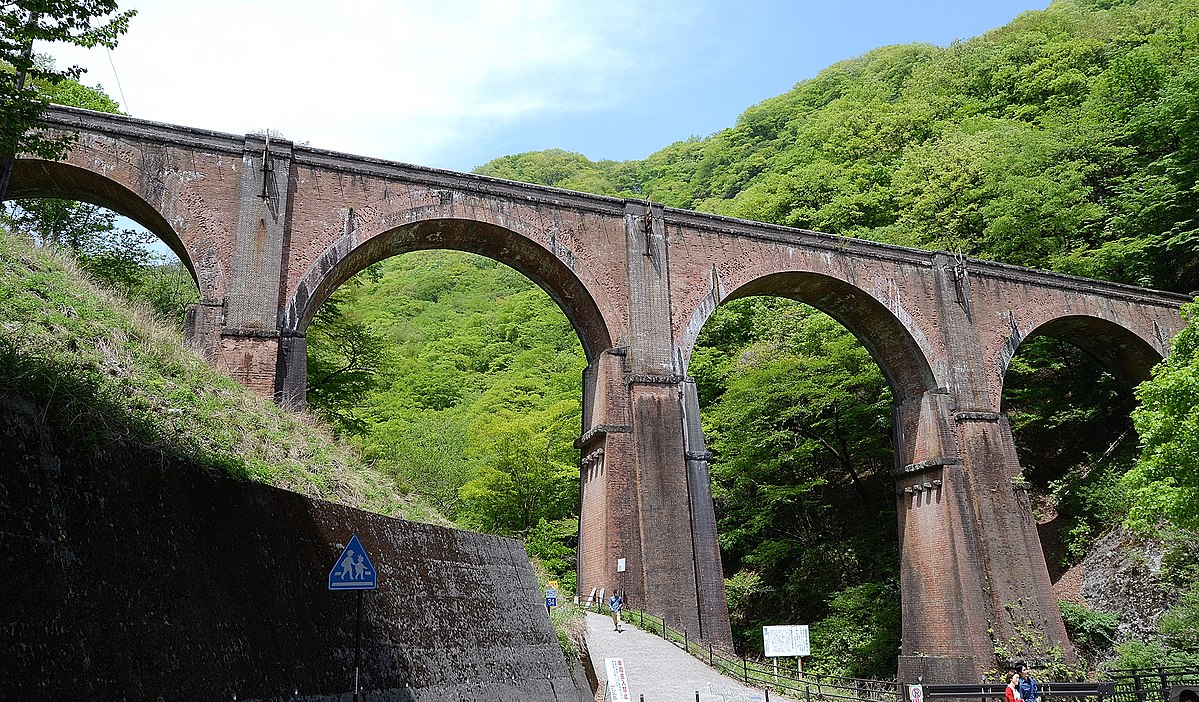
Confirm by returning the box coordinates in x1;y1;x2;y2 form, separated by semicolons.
1015;661;1039;702
607;591;624;632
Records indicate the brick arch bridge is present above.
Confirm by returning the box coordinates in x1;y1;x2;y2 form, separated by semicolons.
8;105;1189;682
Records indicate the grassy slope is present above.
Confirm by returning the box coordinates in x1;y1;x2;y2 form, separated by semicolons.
0;231;444;523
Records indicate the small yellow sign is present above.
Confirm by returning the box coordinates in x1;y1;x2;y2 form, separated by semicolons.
547;580;558;590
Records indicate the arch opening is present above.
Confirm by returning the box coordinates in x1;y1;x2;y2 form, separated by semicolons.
685;270;939;404
2;171;200;326
292;221;614;596
999;315;1165;664
284;218;613;362
687;274;935;677
7;158;198;284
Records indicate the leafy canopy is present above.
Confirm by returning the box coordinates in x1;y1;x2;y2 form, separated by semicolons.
1124;302;1199;530
1;1;135;187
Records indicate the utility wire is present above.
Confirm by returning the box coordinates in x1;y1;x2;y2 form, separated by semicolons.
106;47;130;112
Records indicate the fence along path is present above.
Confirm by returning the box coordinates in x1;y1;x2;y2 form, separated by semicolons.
585;611;768;701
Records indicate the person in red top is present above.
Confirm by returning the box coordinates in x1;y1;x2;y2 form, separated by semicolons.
1005;671;1021;702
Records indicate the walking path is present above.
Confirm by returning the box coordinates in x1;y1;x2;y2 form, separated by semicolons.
584;612;774;702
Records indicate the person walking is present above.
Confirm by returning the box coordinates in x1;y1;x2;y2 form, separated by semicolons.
1016;661;1040;702
608;591;624;632
1005;670;1021;702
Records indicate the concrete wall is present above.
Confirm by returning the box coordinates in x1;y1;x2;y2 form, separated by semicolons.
0;394;587;702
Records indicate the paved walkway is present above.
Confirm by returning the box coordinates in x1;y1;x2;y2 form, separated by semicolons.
585;612;772;702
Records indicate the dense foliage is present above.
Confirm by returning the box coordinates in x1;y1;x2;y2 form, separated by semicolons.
0;1;135;199
1004;337;1139;567
692;300;900;671
1125;303;1199;530
305;253;587;591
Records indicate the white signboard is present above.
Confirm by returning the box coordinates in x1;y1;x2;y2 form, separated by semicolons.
604;657;631;702
763;624;810;657
909;685;925;702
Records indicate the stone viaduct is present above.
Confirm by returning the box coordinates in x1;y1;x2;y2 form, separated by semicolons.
7;105;1190;682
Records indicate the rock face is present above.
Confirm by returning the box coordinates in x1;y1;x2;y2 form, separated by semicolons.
0;393;589;702
1081;527;1177;645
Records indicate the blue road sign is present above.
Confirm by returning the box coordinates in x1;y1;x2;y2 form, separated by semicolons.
328;535;377;591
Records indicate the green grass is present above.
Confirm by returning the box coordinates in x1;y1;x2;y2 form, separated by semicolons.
0;231;445;523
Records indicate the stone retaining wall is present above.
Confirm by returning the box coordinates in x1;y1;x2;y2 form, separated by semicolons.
0;394;587;701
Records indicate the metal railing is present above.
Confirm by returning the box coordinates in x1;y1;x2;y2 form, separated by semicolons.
913;666;1199;702
584;598;899;702
579;604;1199;702
1106;666;1199;702
921;682;1116;702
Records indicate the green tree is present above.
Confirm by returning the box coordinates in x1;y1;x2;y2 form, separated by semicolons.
306;284;391;435
457;405;579;536
306;250;586;538
1124;301;1199;530
694;299;899;670
474;149;625;195
1;0;136;199
366;411;474;516
524;517;579;593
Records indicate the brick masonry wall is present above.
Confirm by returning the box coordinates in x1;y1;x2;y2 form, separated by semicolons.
0;394;588;702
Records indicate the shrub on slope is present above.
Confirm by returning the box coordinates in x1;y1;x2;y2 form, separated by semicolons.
0;231;442;522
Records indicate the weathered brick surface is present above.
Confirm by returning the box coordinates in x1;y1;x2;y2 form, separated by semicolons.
0;394;588;701
14;105;1195;679
217;332;282;398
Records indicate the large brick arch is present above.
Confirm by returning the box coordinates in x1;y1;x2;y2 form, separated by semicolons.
680;270;940;402
7;158;198;285
280;217;614;362
999;314;1166;391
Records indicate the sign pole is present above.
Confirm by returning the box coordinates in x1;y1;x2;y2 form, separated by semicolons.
353;589;363;702
329;535;377;701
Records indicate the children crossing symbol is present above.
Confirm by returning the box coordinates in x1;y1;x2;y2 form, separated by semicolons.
327;535;377;591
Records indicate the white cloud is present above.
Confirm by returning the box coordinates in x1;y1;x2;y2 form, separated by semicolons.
44;0;667;166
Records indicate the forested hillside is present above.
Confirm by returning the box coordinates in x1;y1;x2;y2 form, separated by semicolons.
298;0;1199;676
12;0;1199;680
478;0;1199;295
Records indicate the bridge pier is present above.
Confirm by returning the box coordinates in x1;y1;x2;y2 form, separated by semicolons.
953;410;1070;669
893;256;1075;683
576;358;732;644
894;391;994;682
182;131;299;404
574;201;733;644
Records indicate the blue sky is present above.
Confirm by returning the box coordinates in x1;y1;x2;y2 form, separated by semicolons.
46;1;1050;174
